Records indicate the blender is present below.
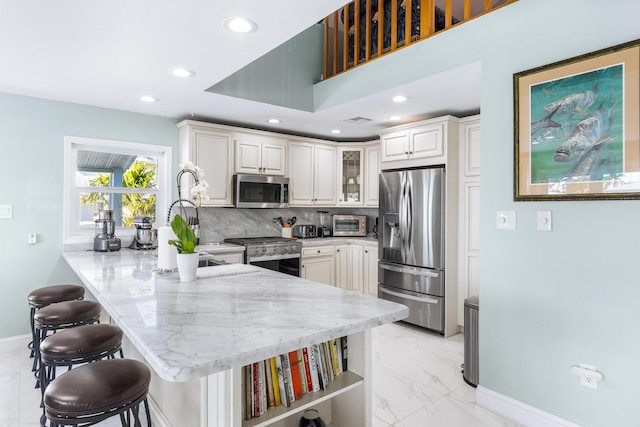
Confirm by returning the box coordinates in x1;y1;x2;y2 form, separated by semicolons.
316;211;331;238
93;210;121;252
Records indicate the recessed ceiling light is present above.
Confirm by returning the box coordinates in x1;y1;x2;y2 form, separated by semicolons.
139;95;157;103
389;115;402;121
268;118;281;124
223;17;258;33
392;95;407;103
331;129;342;134
170;68;195;78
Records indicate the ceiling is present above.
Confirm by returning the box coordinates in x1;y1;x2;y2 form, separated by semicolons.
0;0;480;141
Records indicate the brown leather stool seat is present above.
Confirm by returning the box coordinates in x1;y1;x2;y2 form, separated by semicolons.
44;359;152;427
39;324;124;390
28;285;85;361
33;301;102;385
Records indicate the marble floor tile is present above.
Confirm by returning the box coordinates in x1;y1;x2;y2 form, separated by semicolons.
1;321;519;427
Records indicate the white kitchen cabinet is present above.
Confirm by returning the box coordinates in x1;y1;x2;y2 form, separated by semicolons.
235;137;286;176
363;244;378;297
289;142;337;206
337;147;364;206
457;115;481;326
379;116;458;170
334;244;350;290
349;244;364;293
364;143;380;207
301;245;335;286
177;121;234;206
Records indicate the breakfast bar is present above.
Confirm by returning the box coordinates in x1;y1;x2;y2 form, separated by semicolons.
62;249;408;427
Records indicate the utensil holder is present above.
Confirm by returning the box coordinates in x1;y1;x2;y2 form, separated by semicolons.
282;228;292;238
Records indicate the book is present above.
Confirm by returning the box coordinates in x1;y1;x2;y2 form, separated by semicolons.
297;349;307;394
288;350;303;400
276;355;290;407
281;353;295;404
269;357;281;407
244;365;252;420
264;359;275;409
312;344;326;390
258;360;266;416
330;339;340;377
252;362;260;417
307;345;320;392
301;347;314;392
341;336;348;372
323;341;334;381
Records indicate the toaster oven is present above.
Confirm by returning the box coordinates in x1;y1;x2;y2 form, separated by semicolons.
332;215;367;237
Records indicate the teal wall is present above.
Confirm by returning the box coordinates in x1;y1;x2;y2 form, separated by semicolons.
0;93;179;338
318;0;640;425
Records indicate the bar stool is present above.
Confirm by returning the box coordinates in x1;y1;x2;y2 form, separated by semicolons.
32;300;101;383
38;324;125;426
43;359;152;427
28;285;85;359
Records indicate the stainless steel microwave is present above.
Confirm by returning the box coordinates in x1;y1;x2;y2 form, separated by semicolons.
333;215;367;236
233;174;289;208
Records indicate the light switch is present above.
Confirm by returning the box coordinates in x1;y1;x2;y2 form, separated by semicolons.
496;211;516;230
537;211;552;232
0;204;12;219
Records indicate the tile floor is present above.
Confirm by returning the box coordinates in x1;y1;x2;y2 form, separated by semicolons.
0;322;520;427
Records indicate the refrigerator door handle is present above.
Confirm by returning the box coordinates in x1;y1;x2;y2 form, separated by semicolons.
380;263;440;277
380;287;440;304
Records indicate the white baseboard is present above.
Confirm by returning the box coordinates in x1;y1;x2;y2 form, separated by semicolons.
476;386;582;427
148;395;172;427
0;334;30;354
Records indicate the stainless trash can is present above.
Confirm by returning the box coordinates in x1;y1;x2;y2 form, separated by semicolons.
463;295;479;387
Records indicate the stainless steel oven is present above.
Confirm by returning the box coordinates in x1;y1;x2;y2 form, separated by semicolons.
223;237;301;277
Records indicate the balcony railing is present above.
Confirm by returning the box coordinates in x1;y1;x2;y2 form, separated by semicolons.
323;0;517;79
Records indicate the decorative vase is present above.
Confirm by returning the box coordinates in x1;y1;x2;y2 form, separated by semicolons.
176;252;199;282
297;409;326;427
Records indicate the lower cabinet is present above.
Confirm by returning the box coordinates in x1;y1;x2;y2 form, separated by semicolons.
301;245;335;286
335;244;350;290
363;245;378;297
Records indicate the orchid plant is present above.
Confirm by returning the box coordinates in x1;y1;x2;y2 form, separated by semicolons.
168;162;210;254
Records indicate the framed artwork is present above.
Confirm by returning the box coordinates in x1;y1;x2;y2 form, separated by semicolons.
514;39;640;201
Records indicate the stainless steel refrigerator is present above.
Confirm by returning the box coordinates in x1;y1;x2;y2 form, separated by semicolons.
378;167;446;333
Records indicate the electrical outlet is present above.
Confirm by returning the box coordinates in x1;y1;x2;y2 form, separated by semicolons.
28;233;37;244
571;363;602;390
0;204;12;219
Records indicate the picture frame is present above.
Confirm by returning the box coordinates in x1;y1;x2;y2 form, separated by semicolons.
514;39;640;201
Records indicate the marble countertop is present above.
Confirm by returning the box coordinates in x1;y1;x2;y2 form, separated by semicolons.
63;249;407;382
195;243;245;254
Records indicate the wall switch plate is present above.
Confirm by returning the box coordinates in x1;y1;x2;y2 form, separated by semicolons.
0;204;12;219
496;211;516;230
28;233;37;244
537;211;552;232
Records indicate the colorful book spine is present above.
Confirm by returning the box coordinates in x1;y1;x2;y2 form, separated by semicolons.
288;350;303;400
252;362;260;417
282;353;295;404
307;345;320;392
270;357;281;407
276;355;290;407
258;360;266;415
341;336;348;372
264;359;275;409
301;347;314;392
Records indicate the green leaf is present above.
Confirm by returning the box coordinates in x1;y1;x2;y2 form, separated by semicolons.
169;214;197;254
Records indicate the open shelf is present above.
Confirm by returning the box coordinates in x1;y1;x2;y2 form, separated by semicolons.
243;371;363;427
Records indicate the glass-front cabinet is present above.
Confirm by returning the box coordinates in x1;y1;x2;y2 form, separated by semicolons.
338;147;364;206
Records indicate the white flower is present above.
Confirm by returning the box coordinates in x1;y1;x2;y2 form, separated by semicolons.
179;161;196;172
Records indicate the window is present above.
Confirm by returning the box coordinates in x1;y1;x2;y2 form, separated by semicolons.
63;136;172;244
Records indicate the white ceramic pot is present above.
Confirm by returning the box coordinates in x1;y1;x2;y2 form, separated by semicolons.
176;252;199;282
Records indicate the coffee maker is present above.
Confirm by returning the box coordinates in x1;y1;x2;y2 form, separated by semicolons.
93;210;121;252
129;216;158;250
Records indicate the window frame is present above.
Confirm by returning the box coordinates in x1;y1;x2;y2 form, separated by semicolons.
63;136;172;245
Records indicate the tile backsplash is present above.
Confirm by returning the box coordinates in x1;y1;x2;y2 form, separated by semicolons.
196;207;378;243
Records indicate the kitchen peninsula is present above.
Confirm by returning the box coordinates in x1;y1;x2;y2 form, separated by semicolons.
62;249;408;427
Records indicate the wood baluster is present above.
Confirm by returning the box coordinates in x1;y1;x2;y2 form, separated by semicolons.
377;0;383;56
343;4;350;70
323;16;329;79
333;12;339;75
405;0;412;46
365;0;371;61
464;0;471;21
391;0;397;49
445;0;452;29
354;0;360;66
484;0;491;12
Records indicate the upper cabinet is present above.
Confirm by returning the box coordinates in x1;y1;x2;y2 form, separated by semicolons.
234;134;286;176
289;142;337;206
337;147;364;206
364;143;380;207
177;121;234;206
379;116;459;170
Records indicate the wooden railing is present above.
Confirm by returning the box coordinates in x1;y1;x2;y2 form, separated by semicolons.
323;0;517;79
